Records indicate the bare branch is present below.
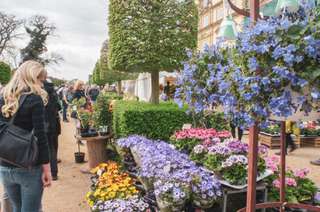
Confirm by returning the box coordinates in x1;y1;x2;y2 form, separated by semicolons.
0;11;24;56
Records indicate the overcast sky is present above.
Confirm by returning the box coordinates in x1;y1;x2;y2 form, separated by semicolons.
0;0;108;81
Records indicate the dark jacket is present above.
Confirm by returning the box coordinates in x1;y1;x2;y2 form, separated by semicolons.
44;81;61;135
73;89;85;101
0;94;50;167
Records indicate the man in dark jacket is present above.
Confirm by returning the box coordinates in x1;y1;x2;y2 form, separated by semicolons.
44;80;62;181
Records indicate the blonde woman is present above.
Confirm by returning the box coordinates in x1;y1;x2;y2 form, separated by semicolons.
0;60;51;212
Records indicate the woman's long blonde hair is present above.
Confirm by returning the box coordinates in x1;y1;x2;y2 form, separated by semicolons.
74;80;84;91
2;60;48;118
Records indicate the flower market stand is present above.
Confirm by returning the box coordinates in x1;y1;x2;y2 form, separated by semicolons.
300;136;320;148
259;133;301;149
76;134;112;173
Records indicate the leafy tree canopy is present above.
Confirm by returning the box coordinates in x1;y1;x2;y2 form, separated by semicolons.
108;0;198;73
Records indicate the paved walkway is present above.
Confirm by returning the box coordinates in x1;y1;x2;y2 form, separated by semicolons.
0;122;319;212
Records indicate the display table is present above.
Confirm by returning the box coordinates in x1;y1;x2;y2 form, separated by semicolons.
222;183;268;212
76;134;112;173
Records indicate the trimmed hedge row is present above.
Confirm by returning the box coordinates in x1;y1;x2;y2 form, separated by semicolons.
112;101;192;140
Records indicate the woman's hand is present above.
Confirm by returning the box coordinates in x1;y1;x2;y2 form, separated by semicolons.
42;163;52;188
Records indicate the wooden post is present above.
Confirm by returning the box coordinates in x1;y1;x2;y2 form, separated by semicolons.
86;137;108;169
280;121;286;212
246;2;260;212
246;124;259;212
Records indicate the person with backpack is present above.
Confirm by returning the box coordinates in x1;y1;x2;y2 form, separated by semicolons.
0;60;51;212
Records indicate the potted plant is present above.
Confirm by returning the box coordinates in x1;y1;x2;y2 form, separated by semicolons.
74;139;85;163
154;179;190;212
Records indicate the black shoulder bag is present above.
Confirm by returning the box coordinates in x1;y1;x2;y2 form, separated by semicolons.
0;95;39;168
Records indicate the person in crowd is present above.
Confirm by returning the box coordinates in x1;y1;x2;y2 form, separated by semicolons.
164;81;171;98
230;122;243;141
73;80;86;101
44;79;62;181
276;120;297;155
88;85;100;103
0;60;51;212
61;84;71;122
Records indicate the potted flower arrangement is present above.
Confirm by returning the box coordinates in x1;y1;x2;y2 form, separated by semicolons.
201;140;268;186
299;121;320;147
265;156;317;205
86;162;152;212
117;135;222;210
191;171;222;209
170;128;231;154
154;179;190;212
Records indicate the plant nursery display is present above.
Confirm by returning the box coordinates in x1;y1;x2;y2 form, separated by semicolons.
265;156;317;203
191;140;268;185
300;121;320;136
86;162;151;212
170;128;231;154
117;135;222;209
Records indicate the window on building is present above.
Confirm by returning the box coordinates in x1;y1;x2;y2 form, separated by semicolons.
203;15;209;27
203;0;208;7
216;7;224;20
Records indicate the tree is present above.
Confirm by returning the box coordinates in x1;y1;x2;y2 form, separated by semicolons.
20;15;61;65
108;0;198;104
99;40;137;94
92;60;103;86
0;61;11;84
0;12;23;56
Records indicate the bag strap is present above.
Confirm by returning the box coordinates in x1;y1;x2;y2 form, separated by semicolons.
9;95;28;125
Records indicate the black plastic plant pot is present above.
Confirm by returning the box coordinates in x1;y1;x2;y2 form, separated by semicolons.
74;152;85;163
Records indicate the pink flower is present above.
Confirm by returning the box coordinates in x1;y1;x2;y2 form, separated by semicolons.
293;168;310;179
273;179;281;189
286;178;297;187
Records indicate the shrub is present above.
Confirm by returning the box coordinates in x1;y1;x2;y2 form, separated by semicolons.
0;62;11;84
207;112;230;131
92;92;122;129
112;101;192;140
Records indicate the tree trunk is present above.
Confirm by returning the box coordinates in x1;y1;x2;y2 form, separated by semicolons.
117;80;122;95
150;71;159;104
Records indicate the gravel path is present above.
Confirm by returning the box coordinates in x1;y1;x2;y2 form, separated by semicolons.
1;122;319;212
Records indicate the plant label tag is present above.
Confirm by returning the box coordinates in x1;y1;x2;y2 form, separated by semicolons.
182;124;192;130
97;169;103;176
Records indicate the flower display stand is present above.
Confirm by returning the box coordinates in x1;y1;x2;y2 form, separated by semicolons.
300;136;320;148
259;133;301;149
259;133;281;149
76;134;112;173
222;183;268;212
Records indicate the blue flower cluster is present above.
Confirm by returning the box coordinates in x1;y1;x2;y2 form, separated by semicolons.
175;5;320;128
117;135;222;205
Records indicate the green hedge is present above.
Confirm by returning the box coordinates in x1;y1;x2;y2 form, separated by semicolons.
112;101;192;140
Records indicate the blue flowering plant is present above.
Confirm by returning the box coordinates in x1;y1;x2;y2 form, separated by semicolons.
191;169;222;208
174;44;231;127
176;4;320;129
91;196;150;212
154;179;190;211
117;135;223;209
223;4;320;128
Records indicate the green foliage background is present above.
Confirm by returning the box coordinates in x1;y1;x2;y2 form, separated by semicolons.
0;62;11;84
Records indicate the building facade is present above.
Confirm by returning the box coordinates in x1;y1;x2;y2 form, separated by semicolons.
197;0;275;50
